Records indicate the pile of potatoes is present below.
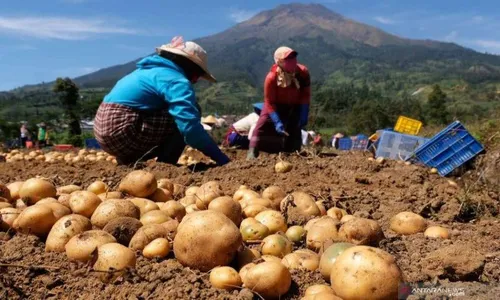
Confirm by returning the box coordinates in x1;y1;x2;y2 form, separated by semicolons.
1;171;453;300
3;149;117;164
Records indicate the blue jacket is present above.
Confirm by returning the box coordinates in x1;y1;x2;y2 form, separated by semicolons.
103;55;219;154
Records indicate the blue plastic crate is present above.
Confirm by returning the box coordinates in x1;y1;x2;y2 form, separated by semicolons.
85;138;101;149
352;134;369;151
375;131;429;160
412;121;484;176
338;138;353;150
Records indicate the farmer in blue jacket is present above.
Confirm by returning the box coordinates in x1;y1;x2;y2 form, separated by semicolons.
94;36;230;166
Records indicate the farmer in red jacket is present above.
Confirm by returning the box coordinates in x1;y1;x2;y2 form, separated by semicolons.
247;46;311;159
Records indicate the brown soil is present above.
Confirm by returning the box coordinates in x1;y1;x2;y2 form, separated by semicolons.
0;148;499;299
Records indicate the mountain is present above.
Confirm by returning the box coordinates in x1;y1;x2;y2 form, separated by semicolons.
52;3;499;89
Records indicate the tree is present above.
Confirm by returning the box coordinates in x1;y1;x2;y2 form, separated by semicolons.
53;78;82;135
426;84;449;125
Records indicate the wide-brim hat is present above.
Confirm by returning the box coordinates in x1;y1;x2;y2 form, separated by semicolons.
202;115;217;124
156;36;216;83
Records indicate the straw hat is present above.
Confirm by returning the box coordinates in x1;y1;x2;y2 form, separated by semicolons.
156;36;216;82
202;115;217;124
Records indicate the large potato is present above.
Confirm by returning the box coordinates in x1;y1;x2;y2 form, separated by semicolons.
19;178;57;205
210;266;242;290
129;198;159;216
91;199;140;228
390;211;427;235
45;214;92;252
140;210;171;225
7;181;24;201
0;207;20;230
129;224;172;250
282;192;321;220
261;234;293;258
103;217;143;246
14;204;57;237
331;246;403;300
208;196;242;226
70;191;102;218
285;225;306;243
173;211;241;271
65;230;117;262
195;181;223;209
262;186;286;210
93;243;136;282
307;217;341;251
160;200;186;222
119;170;157;198
242;262;291;299
255;210;287;234
282;249;319;271
240;222;270;241
319;242;355;280
339;218;384;246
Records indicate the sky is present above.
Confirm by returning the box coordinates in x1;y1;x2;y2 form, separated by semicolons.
1;0;500;91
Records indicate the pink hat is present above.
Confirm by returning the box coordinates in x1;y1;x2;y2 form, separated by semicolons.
274;46;298;64
156;36;216;82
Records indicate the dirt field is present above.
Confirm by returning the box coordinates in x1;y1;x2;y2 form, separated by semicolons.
0;148;499;299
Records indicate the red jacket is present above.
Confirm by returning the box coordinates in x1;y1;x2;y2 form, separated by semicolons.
263;64;311;114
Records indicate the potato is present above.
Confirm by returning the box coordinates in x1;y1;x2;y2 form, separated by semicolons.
57;194;71;208
262;186;286;210
302;292;342;300
44;202;72;219
255;210;287;234
282;192;321;219
261;234;292;258
179;195;197;207
87;181;108;195
339;218;384;246
157;179;174;193
36;197;58;205
65;230;116;262
282;249;319;271
15;199;27;210
173;211;242;271
91;199;139;228
307;217;341;251
286;225;306;243
208;196;242;226
0;207;20;230
45;214;92;252
240;217;259;229
243;204;270;218
7;181;24;201
237;247;261;269
331;246;402;300
129;224;171;250
233;186;260;202
210;266;242;290
185;186;199;197
57;185;81;195
14;204;57;237
304;217;321;231
242;262;291;299
129;198;159;216
93;243;136;282
305;285;335;296
143;238;170;258
340;215;355;224
119;170;157;198
319;242;355;280
424;226;450;239
239;263;256;282
390;211;427;235
19;178;57;205
316;201;327;216
240;197;272;210
0;202;12;209
103;217;143;246
275;161;293;173
185;204;199;214
241;222;270;241
150;188;173;202
140;210;171;225
70;191;102;218
160;200;186;222
0;184;12;202
98;191;124;201
327;207;347;221
195;181;223;209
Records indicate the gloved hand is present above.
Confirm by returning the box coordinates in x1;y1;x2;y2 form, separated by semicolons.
200;142;230;166
298;104;309;129
269;111;287;136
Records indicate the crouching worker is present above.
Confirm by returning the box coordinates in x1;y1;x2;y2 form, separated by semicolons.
223;103;263;149
94;36;230;166
247;46;311;159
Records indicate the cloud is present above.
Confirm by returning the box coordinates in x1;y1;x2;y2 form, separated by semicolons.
473;40;500;51
445;31;459;42
0;16;139;40
374;16;395;25
229;9;256;23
